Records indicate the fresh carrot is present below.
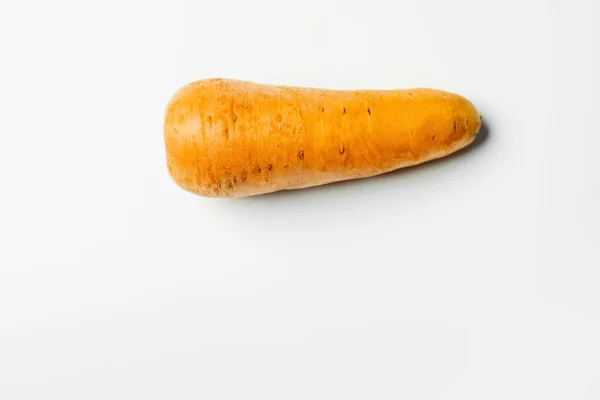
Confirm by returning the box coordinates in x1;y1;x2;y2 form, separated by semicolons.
164;78;482;197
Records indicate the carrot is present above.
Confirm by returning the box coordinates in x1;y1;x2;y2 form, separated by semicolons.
163;78;482;197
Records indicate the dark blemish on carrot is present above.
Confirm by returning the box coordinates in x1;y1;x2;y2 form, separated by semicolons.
343;107;346;114
320;106;324;113
367;108;371;115
339;145;345;155
256;166;262;174
226;181;234;190
232;176;238;184
453;120;457;133
277;113;282;123
407;92;413;99
284;165;290;168
224;128;229;138
207;115;213;124
268;164;273;171
432;133;436;140
232;114;237;123
297;149;304;160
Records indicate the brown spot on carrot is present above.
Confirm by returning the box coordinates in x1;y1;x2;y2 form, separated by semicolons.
224;128;229;139
367;108;371;115
432;133;436;140
343;107;346;114
284;165;290;168
232;114;237;123
256;166;261;174
207;115;213;124
232;176;238;184
320;106;325;113
339;145;345;155
297;150;304;160
453;120;457;133
226;180;234;190
268;164;273;171
277;113;282;123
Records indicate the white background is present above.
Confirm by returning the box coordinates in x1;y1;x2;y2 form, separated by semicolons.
1;0;599;398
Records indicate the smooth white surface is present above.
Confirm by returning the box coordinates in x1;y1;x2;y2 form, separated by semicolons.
1;0;599;398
